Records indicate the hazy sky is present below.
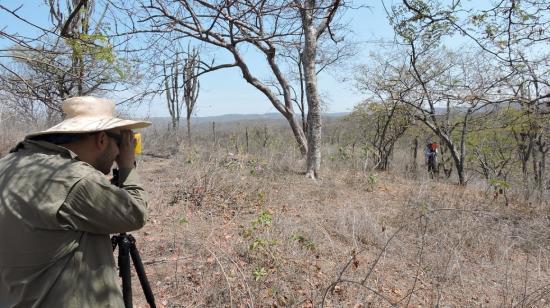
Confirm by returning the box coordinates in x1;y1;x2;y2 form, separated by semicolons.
149;2;396;117
190;3;396;117
0;1;396;117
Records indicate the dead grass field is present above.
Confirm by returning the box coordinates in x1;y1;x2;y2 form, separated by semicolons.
1;119;547;307
127;144;550;307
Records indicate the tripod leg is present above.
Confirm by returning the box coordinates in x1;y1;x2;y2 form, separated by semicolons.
118;236;133;308
128;236;157;308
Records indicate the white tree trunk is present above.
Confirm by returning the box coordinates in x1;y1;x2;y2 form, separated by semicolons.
302;2;322;179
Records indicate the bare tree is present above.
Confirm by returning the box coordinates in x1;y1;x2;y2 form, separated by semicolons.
297;0;342;178
283;30;357;138
360;41;508;185
164;54;183;131
131;0;348;178
183;46;200;143
346;100;412;171
163;45;200;143
389;0;550;188
354;55;416;170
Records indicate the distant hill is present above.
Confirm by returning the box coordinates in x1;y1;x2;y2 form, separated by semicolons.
149;112;349;125
145;106;487;128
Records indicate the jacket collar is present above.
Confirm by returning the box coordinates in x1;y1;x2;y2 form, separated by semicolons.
11;140;80;160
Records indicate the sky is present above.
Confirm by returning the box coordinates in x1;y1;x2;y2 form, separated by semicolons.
0;1;397;118
176;3;397;118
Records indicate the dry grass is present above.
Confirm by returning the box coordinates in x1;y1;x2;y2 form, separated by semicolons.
1;122;548;307
128;141;550;308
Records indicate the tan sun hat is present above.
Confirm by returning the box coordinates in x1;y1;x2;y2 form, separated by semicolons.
25;96;151;138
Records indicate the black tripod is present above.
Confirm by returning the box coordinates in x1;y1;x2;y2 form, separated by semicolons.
111;233;156;308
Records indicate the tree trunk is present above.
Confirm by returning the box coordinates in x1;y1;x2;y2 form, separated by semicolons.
302;5;322;179
540;150;546;195
376;147;391;171
298;58;308;134
245;127;249;153
305;98;322;179
516;132;534;197
263;125;268;149
412;136;418;175
456;161;465;186
535;137;547;196
286;113;308;155
449;145;466;186
533;148;539;187
230;45;308;156
434;128;465;185
186;116;192;145
212;122;216;145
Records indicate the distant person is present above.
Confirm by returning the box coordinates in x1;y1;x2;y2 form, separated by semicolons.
425;141;439;175
0;96;151;307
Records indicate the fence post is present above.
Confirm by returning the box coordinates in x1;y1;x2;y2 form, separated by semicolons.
212;122;216;145
412;136;418;175
263;125;268;148
245;127;249;153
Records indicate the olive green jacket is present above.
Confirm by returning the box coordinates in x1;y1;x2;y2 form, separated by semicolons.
0;140;148;308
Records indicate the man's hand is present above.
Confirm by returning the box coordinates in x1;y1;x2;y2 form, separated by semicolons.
116;130;136;169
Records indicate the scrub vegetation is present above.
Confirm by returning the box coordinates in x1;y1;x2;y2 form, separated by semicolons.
1;0;549;306
139;121;549;306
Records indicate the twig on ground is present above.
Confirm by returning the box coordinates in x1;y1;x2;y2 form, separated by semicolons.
203;245;234;307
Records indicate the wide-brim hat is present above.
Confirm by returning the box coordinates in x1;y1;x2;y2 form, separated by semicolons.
25;96;151;138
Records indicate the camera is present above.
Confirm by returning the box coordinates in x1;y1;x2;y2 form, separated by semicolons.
134;133;142;154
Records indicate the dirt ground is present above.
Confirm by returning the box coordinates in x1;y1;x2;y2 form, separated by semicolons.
125;151;550;307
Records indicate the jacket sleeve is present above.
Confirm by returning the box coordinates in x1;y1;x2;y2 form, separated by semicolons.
56;168;148;234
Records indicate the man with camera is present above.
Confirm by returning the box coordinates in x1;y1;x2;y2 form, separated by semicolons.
0;96;151;307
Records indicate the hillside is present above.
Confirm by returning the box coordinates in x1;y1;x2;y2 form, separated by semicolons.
128;147;550;307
